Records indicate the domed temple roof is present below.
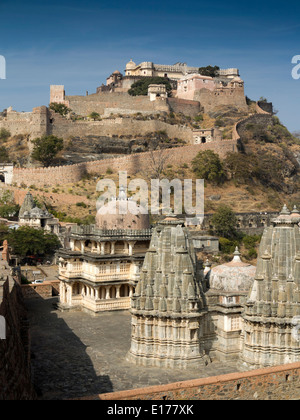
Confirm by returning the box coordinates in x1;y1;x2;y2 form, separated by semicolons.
95;187;150;230
208;247;256;292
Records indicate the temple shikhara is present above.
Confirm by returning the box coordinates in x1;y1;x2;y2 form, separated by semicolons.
56;203;300;370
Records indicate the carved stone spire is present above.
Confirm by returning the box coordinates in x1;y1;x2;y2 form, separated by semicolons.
127;221;207;368
241;206;300;368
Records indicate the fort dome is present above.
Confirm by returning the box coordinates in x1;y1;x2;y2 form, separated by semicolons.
208;247;256;292
96;188;150;230
125;59;136;70
230;76;244;84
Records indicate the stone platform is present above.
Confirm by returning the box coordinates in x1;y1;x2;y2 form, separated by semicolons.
26;297;242;400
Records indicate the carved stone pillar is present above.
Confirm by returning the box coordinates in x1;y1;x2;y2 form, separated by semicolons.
110;241;116;255
128;241;136;256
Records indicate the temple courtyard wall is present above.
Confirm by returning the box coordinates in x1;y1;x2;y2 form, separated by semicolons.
96;362;300;401
0;265;36;400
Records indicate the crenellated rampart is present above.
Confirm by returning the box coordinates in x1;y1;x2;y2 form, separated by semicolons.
12;140;238;187
232;101;273;143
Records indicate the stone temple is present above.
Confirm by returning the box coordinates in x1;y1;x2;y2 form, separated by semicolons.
19;191;60;235
55;203;300;370
57;188;151;313
127;218;209;368
127;207;300;369
240;205;300;369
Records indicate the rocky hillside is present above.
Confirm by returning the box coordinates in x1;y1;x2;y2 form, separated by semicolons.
1;101;300;219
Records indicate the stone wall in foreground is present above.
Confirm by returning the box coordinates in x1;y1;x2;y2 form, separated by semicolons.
91;362;300;400
0;263;36;400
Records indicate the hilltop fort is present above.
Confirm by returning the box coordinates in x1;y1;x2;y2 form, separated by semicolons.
0;59;247;142
0;59;278;192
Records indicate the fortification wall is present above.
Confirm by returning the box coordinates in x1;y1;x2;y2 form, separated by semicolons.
12;140;237;187
167;97;201;117
0;106;49;139
0;269;36;400
235;113;274;140
232;102;273;143
49;117;194;142
195;87;248;113
256;101;273;114
66;92;169;116
94;362;300;400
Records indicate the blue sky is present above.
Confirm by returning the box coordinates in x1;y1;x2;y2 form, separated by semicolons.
0;0;300;131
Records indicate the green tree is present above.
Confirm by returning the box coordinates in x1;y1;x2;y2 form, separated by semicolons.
224;152;255;185
7;226;61;259
210;205;237;238
192;150;226;185
0;146;10;162
0;191;19;219
0;128;11;141
88;112;101;121
219;237;239;254
0;203;20;219
198;65;220;78
128;77;172;96
0;223;9;245
49;102;71;116
31;135;64;167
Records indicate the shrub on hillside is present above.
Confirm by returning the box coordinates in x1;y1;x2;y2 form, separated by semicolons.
31;135;64;167
0;146;10;163
88;112;101;121
219;237;239;254
224;150;287;191
192;150;226;185
0;128;11;141
76;202;87;208
210;205;237;239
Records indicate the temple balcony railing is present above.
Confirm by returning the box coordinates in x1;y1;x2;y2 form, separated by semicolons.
59;269;131;282
70;224;152;239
